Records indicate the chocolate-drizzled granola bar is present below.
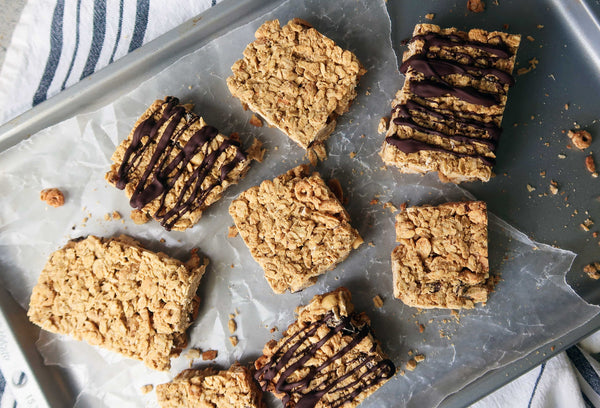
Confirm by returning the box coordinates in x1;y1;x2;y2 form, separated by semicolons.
381;24;521;183
392;201;491;309
227;19;366;150
106;97;256;231
254;287;395;407
27;235;208;370
229;165;363;294
156;364;265;408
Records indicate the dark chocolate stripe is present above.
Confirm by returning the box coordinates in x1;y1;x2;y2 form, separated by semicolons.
128;0;149;52
255;312;395;408
115;97;247;230
400;54;514;87
61;0;82;91
108;0;124;63
33;0;65;105
385;136;495;167
412;32;512;58
80;0;107;79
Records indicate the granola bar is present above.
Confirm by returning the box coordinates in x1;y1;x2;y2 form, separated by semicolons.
380;24;521;183
392;201;491;309
254;287;395;408
229;165;363;294
106;96;254;231
227;19;366;150
156;364;265;408
27;235;208;370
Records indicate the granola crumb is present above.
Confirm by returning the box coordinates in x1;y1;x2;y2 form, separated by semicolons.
40;188;65;207
186;348;202;360
140;384;153;394
540;170;546;178
584;262;600;280
414;354;425;363
228;225;239;238
406;359;417;371
349;152;356;159
425;13;435;20
249;114;263;127
383;201;398;213
419;324;425;333
550;180;559;195
369;198;379;205
537;24;545;29
270;326;278;333
104;213;111;221
564;103;569;110
130;209;150;225
112;211;121;220
526;184;536;193
228;318;237;334
378;117;389;134
229;336;238;347
373;295;384;308
568;129;592;150
526;35;535;42
467;0;485;13
202;350;218;360
585;155;597;174
558;154;567;159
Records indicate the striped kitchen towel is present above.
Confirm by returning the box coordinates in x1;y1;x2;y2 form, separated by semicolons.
0;0;222;125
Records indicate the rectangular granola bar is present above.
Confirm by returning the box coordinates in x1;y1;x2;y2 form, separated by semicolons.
380;24;521;183
106;96;256;231
254;287;395;408
156;364;265;408
227;19;366;150
27;235;208;370
229;165;363;293
392;201;491;309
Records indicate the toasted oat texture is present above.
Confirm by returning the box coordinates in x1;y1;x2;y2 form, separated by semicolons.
380;24;521;183
27;235;208;371
156;364;265;408
392;201;491;309
254;287;395;408
227;19;366;150
106;96;255;231
229;165;363;293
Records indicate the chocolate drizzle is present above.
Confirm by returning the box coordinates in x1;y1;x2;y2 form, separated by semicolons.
255;312;395;408
115;97;247;230
386;29;517;168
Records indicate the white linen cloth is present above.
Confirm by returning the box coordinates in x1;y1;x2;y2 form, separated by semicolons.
0;1;599;408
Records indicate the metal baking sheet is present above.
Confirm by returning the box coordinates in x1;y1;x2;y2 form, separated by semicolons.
0;0;599;407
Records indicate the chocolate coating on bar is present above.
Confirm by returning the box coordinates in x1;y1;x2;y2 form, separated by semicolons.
411;32;512;58
255;312;395;408
115;97;247;230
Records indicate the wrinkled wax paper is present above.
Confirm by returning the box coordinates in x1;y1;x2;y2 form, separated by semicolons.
0;0;598;407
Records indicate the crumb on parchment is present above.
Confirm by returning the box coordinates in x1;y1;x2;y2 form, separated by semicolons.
40;188;65;207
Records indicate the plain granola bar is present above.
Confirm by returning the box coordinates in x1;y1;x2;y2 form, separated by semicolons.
229;164;363;294
392;201;491;309
227;19;366;150
106;96;255;231
27;235;208;371
380;24;521;183
254;287;395;408
156;364;265;408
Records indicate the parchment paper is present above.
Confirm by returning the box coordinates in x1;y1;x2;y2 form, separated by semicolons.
0;0;598;407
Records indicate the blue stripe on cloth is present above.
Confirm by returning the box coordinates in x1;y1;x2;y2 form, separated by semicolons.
109;0;124;64
567;346;600;395
32;0;65;106
527;362;546;408
80;0;107;79
61;0;82;90
128;0;149;52
582;390;594;408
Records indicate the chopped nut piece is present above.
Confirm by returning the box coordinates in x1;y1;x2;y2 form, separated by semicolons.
467;0;485;13
202;350;218;360
228;225;239;238
40;188;65;207
249;114;263;127
229;336;238;346
140;384;153;394
568;129;592;150
130;209;151;225
584;262;600;280
585;155;597;174
378;117;390;134
373;295;384;308
406;359;417;371
228;319;237;334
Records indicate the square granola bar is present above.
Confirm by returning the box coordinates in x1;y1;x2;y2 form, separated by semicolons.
229;164;363;294
254;287;395;408
392;201;491;309
106;96;257;231
27;235;208;371
156;364;265;408
227;19;366;150
380;24;521;183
